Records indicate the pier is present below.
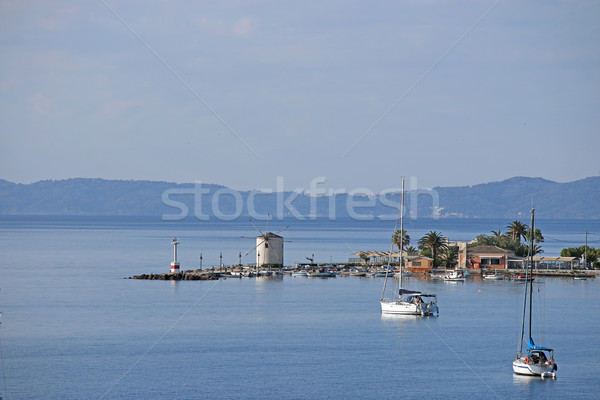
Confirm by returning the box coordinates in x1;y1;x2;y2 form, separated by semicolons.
130;268;219;281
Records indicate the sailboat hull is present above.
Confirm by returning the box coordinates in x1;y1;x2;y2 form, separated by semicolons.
512;357;557;376
380;300;438;316
380;300;420;315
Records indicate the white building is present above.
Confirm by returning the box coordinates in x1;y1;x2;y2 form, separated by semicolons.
256;232;284;266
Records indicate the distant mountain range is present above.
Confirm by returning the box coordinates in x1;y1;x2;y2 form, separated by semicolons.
0;176;598;219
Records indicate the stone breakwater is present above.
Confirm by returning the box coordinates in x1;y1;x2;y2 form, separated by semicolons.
129;269;219;281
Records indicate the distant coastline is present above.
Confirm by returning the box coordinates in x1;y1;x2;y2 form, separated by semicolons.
0;176;598;219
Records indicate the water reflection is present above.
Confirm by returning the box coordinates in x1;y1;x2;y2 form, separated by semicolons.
380;313;421;322
512;373;556;386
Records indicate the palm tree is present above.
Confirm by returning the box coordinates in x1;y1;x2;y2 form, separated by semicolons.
506;221;528;243
440;246;458;268
392;229;410;252
525;228;544;244
418;231;448;267
531;244;543;256
405;245;418;255
490;229;503;237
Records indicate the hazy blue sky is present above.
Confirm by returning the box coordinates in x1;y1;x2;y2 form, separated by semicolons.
1;0;598;192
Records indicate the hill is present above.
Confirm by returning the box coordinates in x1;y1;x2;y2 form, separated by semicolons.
0;176;598;219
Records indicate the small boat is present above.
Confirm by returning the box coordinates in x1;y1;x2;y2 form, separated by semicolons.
444;270;466;282
429;273;445;280
512;208;557;378
483;273;504;280
380;178;438;316
257;270;283;280
513;274;534;283
308;267;336;278
291;271;309;277
350;271;367;277
381;289;439;316
573;276;587;280
513;345;557;378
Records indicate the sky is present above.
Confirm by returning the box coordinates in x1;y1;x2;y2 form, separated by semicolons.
1;0;599;193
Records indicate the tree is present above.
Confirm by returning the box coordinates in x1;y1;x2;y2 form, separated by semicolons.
405;246;418;254
506;221;529;243
358;252;369;265
418;231;447;267
561;246;600;268
490;229;503;237
529;243;544;256
440;246;459;268
525;228;544;244
392;229;410;252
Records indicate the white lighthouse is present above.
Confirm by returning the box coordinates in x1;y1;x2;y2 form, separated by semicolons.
170;237;180;273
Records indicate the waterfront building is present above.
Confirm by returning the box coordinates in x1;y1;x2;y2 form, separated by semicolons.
407;256;434;272
464;245;525;270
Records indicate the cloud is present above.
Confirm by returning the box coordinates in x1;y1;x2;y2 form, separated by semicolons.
232;17;258;36
0;77;20;89
30;92;53;115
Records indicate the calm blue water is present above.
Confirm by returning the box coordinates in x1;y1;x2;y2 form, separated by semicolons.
0;216;599;399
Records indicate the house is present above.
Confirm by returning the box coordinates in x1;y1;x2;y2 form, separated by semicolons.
407;256;434;272
465;245;525;269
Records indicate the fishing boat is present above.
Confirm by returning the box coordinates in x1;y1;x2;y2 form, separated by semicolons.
380;178;439;316
443;270;466;282
512;208;557;378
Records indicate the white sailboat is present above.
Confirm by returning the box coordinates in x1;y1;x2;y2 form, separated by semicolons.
380;178;439;316
512;208;557;378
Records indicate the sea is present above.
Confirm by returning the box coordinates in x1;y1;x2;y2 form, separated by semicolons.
0;215;599;399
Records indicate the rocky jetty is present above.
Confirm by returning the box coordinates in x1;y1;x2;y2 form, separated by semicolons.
130;269;219;281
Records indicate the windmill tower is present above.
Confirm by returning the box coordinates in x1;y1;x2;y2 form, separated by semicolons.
243;216;288;268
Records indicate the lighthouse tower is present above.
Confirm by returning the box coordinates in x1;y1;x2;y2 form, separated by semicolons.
170;237;180;273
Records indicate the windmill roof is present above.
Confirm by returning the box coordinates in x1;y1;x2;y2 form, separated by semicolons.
261;232;282;238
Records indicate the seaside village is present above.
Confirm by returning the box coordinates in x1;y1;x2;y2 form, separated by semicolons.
132;225;597;281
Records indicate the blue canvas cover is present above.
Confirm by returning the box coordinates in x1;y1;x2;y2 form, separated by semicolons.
527;337;553;352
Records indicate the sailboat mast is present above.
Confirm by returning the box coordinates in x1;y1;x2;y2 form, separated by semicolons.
528;208;535;340
399;178;404;290
585;230;588;268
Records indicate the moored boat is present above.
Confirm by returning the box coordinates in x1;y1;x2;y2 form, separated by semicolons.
380;178;438;317
443;270;466;282
513;274;534;283
483;273;504;280
512;208;557;378
308;266;336;277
